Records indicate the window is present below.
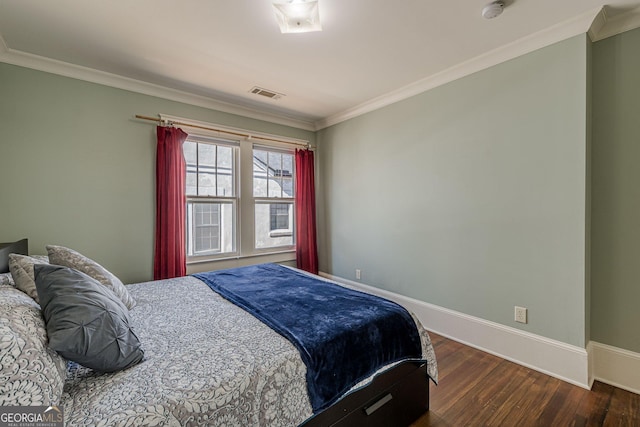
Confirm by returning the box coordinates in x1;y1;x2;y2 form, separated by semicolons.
253;148;295;249
180;119;302;263
184;138;237;258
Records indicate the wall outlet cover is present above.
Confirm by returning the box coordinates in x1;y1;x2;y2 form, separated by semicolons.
515;306;528;324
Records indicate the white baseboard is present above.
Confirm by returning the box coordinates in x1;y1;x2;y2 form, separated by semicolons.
589;341;640;395
319;271;590;389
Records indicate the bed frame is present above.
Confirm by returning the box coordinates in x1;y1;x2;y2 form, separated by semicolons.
301;361;430;427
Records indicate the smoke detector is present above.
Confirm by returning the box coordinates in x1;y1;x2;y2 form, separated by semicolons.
482;1;505;19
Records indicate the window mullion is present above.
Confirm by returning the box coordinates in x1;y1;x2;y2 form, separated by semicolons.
266;152;270;198
196;143;200;196
214;145;218;197
280;153;284;198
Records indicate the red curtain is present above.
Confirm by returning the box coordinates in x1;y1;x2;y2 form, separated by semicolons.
295;149;319;274
154;126;188;280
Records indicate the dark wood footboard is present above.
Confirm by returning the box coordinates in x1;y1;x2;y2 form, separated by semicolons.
300;361;430;427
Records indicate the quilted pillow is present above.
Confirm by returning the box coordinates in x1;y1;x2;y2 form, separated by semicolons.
8;254;50;303
34;264;144;373
0;285;67;406
46;245;136;309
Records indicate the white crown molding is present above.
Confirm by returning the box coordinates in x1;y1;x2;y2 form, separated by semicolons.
315;6;603;130
589;5;640;42
316;4;640;131
319;271;590;389
3;3;640;134
588;7;609;41
0;35;315;132
589;341;640;394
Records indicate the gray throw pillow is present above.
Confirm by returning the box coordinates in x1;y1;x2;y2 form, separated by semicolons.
34;264;144;373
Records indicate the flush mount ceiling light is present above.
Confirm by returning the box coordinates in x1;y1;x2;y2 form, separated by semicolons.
482;0;505;19
272;0;322;34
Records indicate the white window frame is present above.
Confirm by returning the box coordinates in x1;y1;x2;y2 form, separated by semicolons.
252;145;296;252
185;135;239;262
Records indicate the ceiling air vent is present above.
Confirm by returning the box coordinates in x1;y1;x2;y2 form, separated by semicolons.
249;86;284;100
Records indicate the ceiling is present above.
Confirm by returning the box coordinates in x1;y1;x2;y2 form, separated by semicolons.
1;0;640;130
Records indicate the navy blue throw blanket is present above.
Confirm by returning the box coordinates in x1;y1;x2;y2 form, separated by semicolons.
194;263;423;412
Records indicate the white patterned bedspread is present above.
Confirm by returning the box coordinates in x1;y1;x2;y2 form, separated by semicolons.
61;275;437;427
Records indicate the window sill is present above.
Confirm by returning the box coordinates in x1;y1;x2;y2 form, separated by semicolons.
186;250;296;274
269;230;293;238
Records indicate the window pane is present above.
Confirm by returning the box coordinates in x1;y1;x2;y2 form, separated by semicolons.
254;149;295;199
198;143;216;167
186;171;198;196
183;141;197;164
198;172;216;196
253;149;268;197
217;145;233;196
268;152;283;197
255;202;293;249
184;141;236;197
219;202;235;253
268;151;283;171
281;174;293;198
184;141;198;196
197;144;215;196
281;153;294;197
187;201;235;256
282;154;293;175
217;145;233;168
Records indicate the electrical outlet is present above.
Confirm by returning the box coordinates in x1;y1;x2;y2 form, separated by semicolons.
355;269;361;280
515;306;528;324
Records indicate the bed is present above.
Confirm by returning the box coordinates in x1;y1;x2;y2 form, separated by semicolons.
1;245;437;427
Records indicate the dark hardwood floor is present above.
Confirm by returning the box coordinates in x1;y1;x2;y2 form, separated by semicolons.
412;332;640;426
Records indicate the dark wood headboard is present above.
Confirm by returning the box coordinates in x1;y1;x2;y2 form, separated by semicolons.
0;238;28;273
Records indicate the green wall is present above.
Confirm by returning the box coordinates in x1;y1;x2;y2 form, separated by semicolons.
0;63;314;284
317;35;590;347
2;26;639;354
591;27;640;353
